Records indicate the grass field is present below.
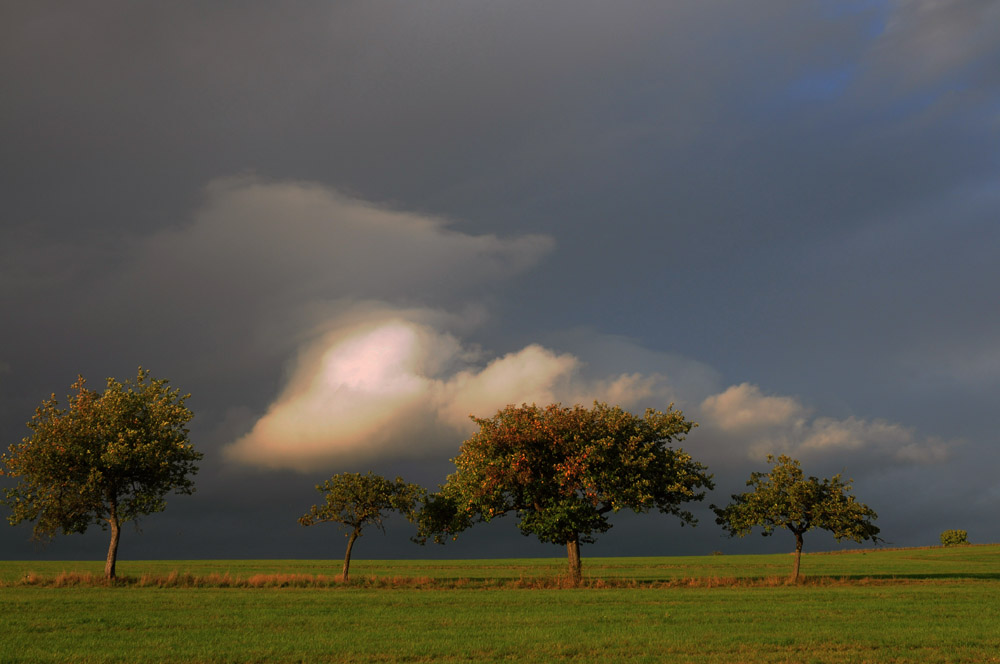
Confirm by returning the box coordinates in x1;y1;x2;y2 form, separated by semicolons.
2;545;998;663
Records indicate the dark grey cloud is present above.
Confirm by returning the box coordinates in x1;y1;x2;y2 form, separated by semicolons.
2;1;999;560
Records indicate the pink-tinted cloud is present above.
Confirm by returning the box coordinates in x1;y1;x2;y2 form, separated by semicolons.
224;311;673;471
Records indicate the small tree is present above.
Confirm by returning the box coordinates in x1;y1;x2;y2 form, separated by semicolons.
712;455;881;581
940;529;969;547
1;368;202;579
416;402;713;585
299;472;424;581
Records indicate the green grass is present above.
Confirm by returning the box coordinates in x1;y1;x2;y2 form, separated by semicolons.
2;545;998;663
3;543;997;584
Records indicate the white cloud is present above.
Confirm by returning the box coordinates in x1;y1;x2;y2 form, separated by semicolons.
137;175;553;307
697;383;954;467
224;312;677;472
700;383;807;432
225;316;440;471
224;316;957;473
433;344;581;431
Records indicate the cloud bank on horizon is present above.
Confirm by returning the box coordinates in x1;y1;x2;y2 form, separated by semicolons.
194;179;955;473
223;315;664;471
223;309;955;473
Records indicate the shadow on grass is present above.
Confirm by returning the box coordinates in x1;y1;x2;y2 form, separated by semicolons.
833;572;1000;581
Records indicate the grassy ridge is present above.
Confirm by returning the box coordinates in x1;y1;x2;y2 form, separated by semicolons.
1;546;999;663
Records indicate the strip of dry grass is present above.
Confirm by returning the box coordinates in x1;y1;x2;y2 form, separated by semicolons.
4;543;999;586
6;569;968;590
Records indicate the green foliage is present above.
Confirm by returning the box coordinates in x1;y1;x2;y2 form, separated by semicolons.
299;472;424;580
713;455;881;578
940;529;969;547
299;472;424;534
416;402;713;567
1;368;202;542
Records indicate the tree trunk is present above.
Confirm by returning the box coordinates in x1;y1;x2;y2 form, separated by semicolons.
790;532;804;583
566;537;582;586
105;503;121;580
342;529;359;582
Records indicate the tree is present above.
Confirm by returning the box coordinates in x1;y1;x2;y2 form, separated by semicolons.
0;368;202;579
712;455;881;581
298;472;424;582
940;529;969;547
416;402;713;585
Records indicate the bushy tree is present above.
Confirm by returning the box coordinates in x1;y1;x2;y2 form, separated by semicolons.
416;402;713;585
299;472;424;581
712;455;881;581
940;529;969;547
1;369;202;579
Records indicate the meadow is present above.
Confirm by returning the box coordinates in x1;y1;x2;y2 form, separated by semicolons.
2;545;998;663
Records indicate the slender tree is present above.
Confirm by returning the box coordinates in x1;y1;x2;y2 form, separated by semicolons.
712;454;881;581
416;402;713;585
299;472;424;581
1;368;202;579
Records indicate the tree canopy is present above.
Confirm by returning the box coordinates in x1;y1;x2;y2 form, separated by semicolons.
1;368;202;579
416;402;713;584
299;472;424;581
712;454;881;581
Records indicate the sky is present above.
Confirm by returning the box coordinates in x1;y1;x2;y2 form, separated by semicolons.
2;1;999;562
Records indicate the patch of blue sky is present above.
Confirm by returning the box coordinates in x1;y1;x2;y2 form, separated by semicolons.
785;66;856;103
736;63;859;130
738;2;889;121
881;72;998;129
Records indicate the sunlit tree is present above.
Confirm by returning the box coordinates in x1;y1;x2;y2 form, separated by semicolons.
712;454;881;581
416;402;713;585
299;472;424;581
1;368;202;579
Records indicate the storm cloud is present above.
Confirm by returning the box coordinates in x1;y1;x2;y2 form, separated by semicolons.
2;0;998;559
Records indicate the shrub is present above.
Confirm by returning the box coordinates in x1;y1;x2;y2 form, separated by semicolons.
940;529;969;547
